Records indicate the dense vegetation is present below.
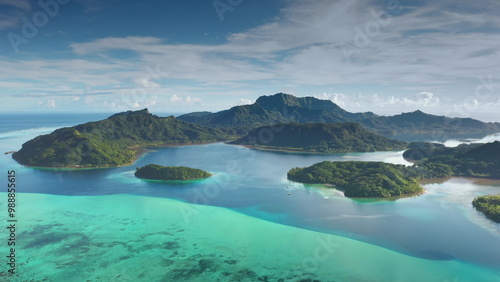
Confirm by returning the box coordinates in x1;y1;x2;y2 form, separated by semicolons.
287;141;500;199
288;161;423;198
405;141;500;179
178;93;376;134
179;93;500;140
403;142;446;160
135;164;211;181
230;122;407;153
12;109;228;168
359;110;500;141
472;195;500;223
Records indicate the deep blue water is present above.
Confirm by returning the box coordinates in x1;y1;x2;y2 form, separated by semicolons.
1;113;500;272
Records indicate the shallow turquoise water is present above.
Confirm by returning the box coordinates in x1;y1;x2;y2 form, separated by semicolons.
1;193;499;281
1;118;500;281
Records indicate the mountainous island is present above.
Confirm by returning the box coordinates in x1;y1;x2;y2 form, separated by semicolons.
472;195;500;223
179;93;500;141
135;164;211;181
230;122;407;153
12;109;228;168
288;161;423;197
178;93;375;134
10;93;500;205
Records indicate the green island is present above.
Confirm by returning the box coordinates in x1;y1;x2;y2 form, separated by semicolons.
135;164;212;181
179;93;500;141
288;161;423;198
405;141;500;221
472;195;500;223
12;109;228;168
12;93;500;168
404;141;500;179
288;141;500;202
230;122;407;153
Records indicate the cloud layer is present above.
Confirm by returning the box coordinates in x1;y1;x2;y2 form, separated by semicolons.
1;0;499;115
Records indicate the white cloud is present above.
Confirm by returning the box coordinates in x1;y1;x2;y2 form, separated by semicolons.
314;93;348;108
2;0;500;113
47;98;56;108
170;94;182;102
316;91;441;113
238;98;254;105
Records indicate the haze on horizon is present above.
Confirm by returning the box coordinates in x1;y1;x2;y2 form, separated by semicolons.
1;0;499;122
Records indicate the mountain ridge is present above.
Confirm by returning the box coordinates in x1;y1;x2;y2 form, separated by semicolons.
178;93;500;141
230;122;408;153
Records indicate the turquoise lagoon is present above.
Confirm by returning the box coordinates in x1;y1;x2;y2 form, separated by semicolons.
0;114;500;281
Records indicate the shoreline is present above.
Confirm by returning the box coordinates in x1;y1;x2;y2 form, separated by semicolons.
230;144;403;155
297;181;426;200
15;141;226;170
135;174;213;183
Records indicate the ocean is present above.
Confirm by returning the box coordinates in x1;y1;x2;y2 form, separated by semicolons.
1;112;499;281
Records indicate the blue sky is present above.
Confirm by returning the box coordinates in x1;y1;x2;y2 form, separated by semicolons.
0;0;499;120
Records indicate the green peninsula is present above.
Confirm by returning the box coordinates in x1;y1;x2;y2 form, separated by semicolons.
287;141;500;200
288;161;423;198
12;109;227;168
472;195;500;223
231;122;407;153
135;164;211;181
404;141;500;179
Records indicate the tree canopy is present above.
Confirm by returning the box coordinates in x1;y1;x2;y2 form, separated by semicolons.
135;164;211;181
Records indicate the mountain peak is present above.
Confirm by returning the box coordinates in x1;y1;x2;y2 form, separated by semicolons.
108;108;151;119
405;110;426;115
255;93;299;107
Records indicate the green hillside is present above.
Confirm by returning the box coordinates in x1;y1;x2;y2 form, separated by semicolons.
230;122;407;153
12;109;227;168
179;93;500;140
178;93;375;133
404;141;500;179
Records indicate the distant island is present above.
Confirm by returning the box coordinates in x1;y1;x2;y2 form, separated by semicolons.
288;161;423;198
12;109;228;168
179;93;500;141
230;122;407;153
472;195;500;223
135;164;211;181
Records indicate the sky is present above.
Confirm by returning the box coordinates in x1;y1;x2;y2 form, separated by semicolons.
0;0;499;120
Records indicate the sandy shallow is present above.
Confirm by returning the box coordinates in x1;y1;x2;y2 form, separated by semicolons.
1;193;499;281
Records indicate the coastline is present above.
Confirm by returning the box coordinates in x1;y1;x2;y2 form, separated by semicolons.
135;174;213;183
293;181;426;200
13;141;225;170
230;144;403;155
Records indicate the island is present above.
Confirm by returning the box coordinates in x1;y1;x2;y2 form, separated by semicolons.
404;141;500;179
472;195;500;223
288;161;423;198
287;141;500;201
230;122;408;153
135;164;212;181
179;93;500;141
12;109;228;168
